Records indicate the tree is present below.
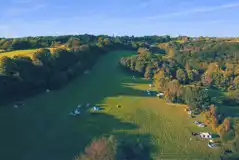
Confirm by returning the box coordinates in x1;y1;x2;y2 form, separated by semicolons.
32;48;52;66
13;56;36;83
66;37;81;49
201;73;212;86
134;61;146;75
187;70;194;82
233;76;239;89
183;86;210;110
144;65;154;79
165;79;183;102
75;136;117;160
228;90;239;105
223;118;231;132
176;68;187;84
0;56;16;76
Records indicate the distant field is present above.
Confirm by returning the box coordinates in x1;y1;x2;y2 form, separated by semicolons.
0;51;221;160
0;49;37;58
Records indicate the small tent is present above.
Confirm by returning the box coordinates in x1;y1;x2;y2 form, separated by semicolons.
156;93;164;97
149;84;154;87
93;106;100;111
200;132;212;139
74;109;80;115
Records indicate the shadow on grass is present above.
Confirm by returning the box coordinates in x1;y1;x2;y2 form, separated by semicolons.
208;88;239;117
0;51;156;160
211;134;220;138
115;133;154;160
0;112;139;160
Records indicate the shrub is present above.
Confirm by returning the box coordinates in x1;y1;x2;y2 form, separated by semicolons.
75;136;117;160
222;130;235;142
232;138;239;152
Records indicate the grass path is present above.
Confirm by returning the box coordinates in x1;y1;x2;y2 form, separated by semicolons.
0;50;221;160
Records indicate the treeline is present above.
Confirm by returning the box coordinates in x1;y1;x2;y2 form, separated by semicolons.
120;48;210;111
0;35;172;52
120;40;239;108
0;34;173;104
75;135;150;160
0;40;132;104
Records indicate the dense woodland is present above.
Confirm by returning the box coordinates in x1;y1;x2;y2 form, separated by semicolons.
0;35;171;104
120;37;239;159
120;39;239;108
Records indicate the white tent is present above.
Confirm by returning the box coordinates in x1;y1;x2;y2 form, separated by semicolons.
156;93;164;97
200;132;212;139
149;84;154;87
198;123;205;127
74;110;80;115
13;104;18;108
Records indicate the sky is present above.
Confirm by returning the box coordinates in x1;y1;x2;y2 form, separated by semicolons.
0;0;238;37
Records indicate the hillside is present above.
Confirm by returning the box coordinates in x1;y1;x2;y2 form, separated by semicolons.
0;50;221;160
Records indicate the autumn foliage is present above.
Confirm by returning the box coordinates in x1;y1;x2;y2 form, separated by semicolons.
75;136;117;160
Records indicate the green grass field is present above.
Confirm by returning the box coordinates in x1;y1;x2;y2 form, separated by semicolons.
0;50;221;160
0;49;37;58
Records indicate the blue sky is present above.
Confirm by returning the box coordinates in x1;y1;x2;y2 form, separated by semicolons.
0;0;238;37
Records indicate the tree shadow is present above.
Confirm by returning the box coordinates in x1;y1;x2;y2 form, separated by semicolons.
115;133;154;160
0;112;138;160
0;51;157;160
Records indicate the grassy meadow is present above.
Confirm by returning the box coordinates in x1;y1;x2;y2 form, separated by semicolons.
0;50;221;160
0;49;37;58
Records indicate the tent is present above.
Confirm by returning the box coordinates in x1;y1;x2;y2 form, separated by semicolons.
156;93;164;97
200;132;212;139
74;109;80;115
13;104;18;108
149;84;154;87
198;123;205;127
93;106;100;111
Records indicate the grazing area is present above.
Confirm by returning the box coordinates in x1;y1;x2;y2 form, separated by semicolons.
0;50;221;160
0;49;37;58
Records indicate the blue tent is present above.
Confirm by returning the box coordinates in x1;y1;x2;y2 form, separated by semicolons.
93;106;100;111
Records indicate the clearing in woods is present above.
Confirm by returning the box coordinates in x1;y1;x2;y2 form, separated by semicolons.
0;50;221;160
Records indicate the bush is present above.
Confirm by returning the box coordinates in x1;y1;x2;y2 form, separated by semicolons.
232;138;239;152
75;136;117;160
222;130;235;142
182;85;210;110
